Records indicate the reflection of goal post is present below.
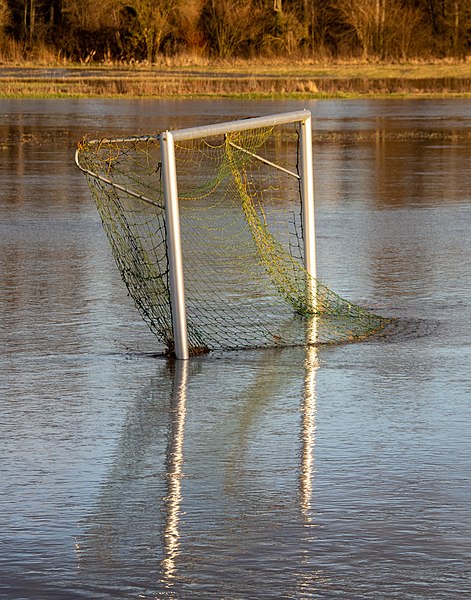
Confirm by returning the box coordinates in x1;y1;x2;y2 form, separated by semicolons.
76;109;390;359
160;110;316;358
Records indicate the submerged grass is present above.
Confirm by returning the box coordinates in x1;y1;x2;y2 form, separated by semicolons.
0;62;470;99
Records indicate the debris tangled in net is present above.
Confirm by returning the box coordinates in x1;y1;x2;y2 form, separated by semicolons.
77;123;392;356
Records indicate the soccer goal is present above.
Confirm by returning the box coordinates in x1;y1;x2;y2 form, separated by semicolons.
76;110;390;359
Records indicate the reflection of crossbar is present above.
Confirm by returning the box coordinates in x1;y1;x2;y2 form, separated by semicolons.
227;140;300;180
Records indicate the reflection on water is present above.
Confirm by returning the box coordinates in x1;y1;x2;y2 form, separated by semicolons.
1;98;471;599
73;349;320;598
300;343;318;519
161;361;188;586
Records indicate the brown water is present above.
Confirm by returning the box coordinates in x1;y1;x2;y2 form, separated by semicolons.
1;98;471;599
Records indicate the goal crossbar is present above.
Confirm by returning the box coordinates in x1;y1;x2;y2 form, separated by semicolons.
167;109;311;142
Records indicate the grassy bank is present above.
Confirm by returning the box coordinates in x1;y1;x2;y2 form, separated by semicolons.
1;62;470;99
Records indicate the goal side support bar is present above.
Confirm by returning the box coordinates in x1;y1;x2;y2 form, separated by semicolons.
160;110;316;359
160;131;189;360
299;115;317;298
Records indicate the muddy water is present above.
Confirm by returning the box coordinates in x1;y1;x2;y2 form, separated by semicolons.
1;98;471;599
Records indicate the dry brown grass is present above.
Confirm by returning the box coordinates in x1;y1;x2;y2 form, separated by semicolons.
0;60;470;98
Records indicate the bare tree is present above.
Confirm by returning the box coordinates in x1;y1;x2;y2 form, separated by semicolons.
174;0;206;54
2;0;469;62
126;0;176;61
333;0;381;57
442;0;471;56
61;0;124;31
0;0;10;34
201;0;265;58
387;3;430;59
334;0;433;59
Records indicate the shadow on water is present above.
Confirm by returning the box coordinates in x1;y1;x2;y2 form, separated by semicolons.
75;342;323;598
368;316;441;344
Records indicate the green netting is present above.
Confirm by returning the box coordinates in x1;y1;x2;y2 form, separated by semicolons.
77;121;392;356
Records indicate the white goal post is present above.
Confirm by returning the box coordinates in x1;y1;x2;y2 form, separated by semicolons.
160;110;316;359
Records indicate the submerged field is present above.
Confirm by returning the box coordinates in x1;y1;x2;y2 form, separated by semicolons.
1;97;471;598
0;62;470;98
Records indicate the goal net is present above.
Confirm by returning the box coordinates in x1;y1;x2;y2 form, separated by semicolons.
76;111;391;356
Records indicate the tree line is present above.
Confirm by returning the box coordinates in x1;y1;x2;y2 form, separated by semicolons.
0;0;470;63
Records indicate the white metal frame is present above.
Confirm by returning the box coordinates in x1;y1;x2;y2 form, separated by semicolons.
160;109;316;359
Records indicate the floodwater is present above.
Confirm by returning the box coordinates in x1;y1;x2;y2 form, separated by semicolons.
1;98;471;599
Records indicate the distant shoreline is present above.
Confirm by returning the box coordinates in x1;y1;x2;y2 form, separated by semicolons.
1;62;470;99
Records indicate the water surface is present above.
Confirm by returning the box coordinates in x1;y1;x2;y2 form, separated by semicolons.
1;98;471;599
